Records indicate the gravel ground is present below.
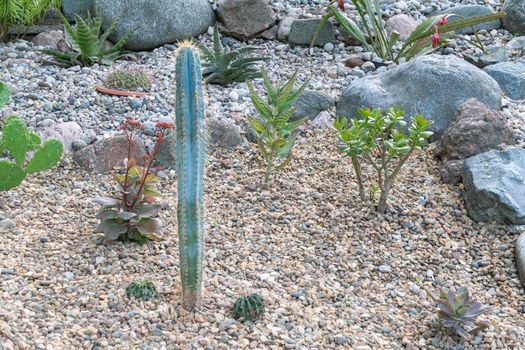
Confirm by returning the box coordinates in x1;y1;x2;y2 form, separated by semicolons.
1;0;525;348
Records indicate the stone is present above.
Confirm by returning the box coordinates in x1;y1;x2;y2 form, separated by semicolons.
72;135;146;173
502;0;525;35
0;219;16;230
436;99;514;161
483;61;525;100
277;16;294;40
62;0;94;20
516;232;525;288
207;119;243;150
336;55;502;140
287;19;336;46
156;133;177;169
385;14;418;41
260;26;278;40
462;147;525;224
94;0;215;51
345;56;364;68
378;265;391;273
218;318;236;332
440;160;464;185
310;111;333;130
506;36;525;52
217;0;276;40
31;30;68;51
41;121;83;154
430;5;501;35
292;90;335;122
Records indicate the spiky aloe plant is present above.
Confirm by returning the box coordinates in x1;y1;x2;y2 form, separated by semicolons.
173;41;206;312
0;83;63;191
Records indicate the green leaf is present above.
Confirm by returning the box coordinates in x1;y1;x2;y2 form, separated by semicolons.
3;116;31;165
98;219;128;240
0;82;10;108
136;218;163;234
0;161;26;191
247;82;272;120
96;209;119;220
136;204;162;218
276;135;297;159
248;116;267;135
25;139;63;174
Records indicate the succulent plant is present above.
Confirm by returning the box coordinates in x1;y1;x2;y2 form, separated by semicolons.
232;294;265;322
0;82;10;107
173;41;206;312
423;286;491;337
92;119;173;244
195;25;268;85
126;279;157;301
247;69;309;188
105;67;152;92
0;84;63;191
43;11;134;66
0;0;60;41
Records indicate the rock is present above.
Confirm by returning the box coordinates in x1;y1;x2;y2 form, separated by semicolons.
73;135;146;173
207;119;243;150
72;139;87;151
310;111;333;130
336;55;502;140
378;265;391;273
430;5;501;35
335;335;347;345
440;160;464;185
156;133;177;169
217;0;276;40
277;16;294;40
502;0;525;35
506;36;525;52
0;219;16;230
287;19;336;46
345;56;364;68
218;318;236;332
292;90;335;122
31;30;68;51
462;147;525;224
129;97;142;110
260;26;278;40
516;232;525;288
436;99;514;161
62;0;94;20
385;14;418;41
94;0;215;51
483;61;525;100
41;122;83;154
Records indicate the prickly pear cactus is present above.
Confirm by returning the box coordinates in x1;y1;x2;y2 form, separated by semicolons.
173;41;206;312
0;86;63;191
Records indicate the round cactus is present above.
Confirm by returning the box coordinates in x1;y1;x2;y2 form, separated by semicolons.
104;67;153;92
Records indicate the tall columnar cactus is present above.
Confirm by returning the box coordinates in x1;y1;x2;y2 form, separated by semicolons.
0;82;63;191
173;41;206;312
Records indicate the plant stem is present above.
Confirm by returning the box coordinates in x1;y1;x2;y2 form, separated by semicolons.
351;156;366;201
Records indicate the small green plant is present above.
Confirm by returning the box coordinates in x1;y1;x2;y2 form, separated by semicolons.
43;11;134;66
0;0;60;40
0;83;63;191
422;286;491;337
126;279;157;301
232;294;265;322
92;119;174;244
313;0;505;63
247;69;309;189
195;25;268;85
104;67;152;92
334;106;432;213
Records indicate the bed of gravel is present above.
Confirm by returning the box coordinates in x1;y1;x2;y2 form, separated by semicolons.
1;0;525;348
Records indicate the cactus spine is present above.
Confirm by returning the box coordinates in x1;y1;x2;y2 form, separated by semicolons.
173;41;206;311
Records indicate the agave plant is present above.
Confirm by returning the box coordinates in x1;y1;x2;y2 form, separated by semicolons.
195;25;268;85
42;11;134;66
423;286;491;337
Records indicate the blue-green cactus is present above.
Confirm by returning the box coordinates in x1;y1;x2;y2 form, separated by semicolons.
173;41;206;311
0;83;63;191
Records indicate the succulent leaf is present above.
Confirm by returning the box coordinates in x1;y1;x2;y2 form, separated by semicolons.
25;139;63;173
0;161;26;191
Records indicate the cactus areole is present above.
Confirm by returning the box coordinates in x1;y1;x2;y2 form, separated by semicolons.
173;42;206;311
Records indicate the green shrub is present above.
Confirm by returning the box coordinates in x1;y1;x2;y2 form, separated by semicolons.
0;82;63;191
195;25;268;85
43;11;134;66
334;106;432;213
0;0;60;40
247;69;309;189
126;279;157;301
105;67;152;92
422;286;491;337
92;119;174;244
232;294;265;322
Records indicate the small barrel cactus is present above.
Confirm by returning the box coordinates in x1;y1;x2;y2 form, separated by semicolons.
0;84;63;191
232;294;265;322
173;41;206;312
104;67;152;92
126;279;157;301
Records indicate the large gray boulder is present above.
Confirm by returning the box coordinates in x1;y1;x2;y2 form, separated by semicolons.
291;90;335;122
336;55;502;140
430;5;501;35
62;0;93;20
217;0;277;40
516;232;525;288
484;60;525;100
287;19;336;46
94;0;215;51
502;0;525;35
463;147;525;224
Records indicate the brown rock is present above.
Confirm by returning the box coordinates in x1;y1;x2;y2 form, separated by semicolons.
440;159;464;185
31;30;68;51
217;0;277;40
72;135;146;173
385;14;418;41
41;122;82;154
345;56;364;68
207;119;243;150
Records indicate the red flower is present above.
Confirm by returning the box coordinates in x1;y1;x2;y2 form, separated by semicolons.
438;17;448;26
432;33;440;48
338;0;345;11
156;121;176;129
